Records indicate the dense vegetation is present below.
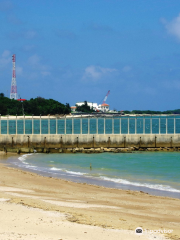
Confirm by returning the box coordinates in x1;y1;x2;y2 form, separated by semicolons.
122;109;180;114
76;101;95;113
0;93;71;115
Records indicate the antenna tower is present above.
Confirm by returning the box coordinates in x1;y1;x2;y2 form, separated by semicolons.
10;54;18;99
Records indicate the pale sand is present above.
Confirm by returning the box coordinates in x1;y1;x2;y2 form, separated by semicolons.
0;160;179;240
0;200;164;240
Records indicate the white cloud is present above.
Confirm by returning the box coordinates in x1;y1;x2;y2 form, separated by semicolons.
2;50;11;58
160;17;167;25
16;66;23;76
122;65;131;72
7;29;37;40
164;80;180;90
7;14;22;25
41;71;51;77
22;45;35;51
82;65;118;81
0;0;13;12
143;87;157;95
87;23;113;32
56;29;76;39
28;54;40;66
28;54;51;78
24;30;37;39
0;50;11;67
164;14;180;40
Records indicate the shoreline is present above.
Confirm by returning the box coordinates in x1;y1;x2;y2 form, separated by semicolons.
2;146;180;154
0;154;180;239
2;151;180;199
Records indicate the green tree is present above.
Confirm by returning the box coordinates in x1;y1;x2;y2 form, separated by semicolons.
76;101;95;113
0;94;71;115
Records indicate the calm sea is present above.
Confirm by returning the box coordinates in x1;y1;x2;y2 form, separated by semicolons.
4;152;180;198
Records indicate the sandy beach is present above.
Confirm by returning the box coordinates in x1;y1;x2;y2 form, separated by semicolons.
0;153;180;240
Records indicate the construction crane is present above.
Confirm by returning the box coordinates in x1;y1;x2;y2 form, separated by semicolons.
95;90;110;112
102;90;110;104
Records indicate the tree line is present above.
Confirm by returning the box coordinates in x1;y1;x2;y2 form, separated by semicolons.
122;109;180;114
0;93;71;115
75;101;95;113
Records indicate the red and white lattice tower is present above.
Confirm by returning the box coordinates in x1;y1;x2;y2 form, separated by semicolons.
10;54;18;99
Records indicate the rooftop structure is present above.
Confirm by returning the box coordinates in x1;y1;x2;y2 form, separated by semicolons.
101;103;109;112
70;106;76;112
17;99;26;102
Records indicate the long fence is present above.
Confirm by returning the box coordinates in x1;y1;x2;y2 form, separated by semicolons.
0;115;180;135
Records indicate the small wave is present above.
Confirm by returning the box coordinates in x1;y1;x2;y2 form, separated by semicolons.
65;170;85;176
18;153;34;164
99;176;180;193
18;157;26;161
22;154;33;157
50;167;62;171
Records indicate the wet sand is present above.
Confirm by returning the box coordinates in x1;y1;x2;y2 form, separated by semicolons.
0;152;180;240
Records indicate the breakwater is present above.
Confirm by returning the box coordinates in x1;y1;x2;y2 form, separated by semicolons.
1;134;180;153
1;115;180;153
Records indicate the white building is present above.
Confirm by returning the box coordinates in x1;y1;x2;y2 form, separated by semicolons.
70;106;76;112
75;101;110;112
101;103;109;112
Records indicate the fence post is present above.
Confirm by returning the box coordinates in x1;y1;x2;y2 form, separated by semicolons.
7;115;9;134
0;114;1;135
112;116;114;134
65;115;66;134
23;115;25;134
48;115;50;134
143;116;145;134
72;115;74;134
150;115;152;134
16;115;17;135
128;117;129;134
166;117;167;134
174;116;176;134
40;115;41;135
104;117;105;134
32;115;34;135
80;115;82;134
56;116;58;135
88;117;90;134
120;116;121;134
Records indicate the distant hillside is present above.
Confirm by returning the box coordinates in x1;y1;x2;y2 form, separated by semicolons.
0;93;70;115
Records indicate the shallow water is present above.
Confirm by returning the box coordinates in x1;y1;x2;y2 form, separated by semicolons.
3;151;180;199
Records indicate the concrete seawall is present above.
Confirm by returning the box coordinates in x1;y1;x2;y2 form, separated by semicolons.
1;134;180;153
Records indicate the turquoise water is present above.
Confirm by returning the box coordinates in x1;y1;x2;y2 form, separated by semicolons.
6;152;180;197
1;116;180;134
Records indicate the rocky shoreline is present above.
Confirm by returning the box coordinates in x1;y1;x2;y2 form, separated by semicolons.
1;146;180;154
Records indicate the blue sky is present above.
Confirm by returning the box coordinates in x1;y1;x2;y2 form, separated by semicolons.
1;0;180;111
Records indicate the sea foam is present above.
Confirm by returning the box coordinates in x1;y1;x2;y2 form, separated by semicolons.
99;176;180;193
